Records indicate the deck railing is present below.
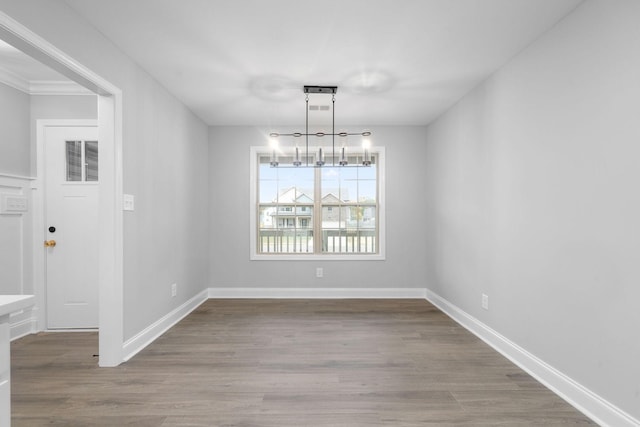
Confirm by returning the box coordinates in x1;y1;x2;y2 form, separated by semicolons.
258;229;376;254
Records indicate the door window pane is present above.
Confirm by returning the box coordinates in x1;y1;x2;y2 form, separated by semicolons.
65;140;98;182
66;141;82;181
85;141;99;181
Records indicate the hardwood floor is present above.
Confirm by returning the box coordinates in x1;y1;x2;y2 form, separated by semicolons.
11;299;595;426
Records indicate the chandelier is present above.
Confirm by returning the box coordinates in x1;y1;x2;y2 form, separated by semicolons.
268;85;372;168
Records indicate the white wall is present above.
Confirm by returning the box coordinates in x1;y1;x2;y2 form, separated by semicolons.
0;176;31;297
30;94;97;174
0;174;33;338
0;82;29;176
123;82;209;339
424;0;640;421
209;126;428;290
0;1;210;341
0;82;33;338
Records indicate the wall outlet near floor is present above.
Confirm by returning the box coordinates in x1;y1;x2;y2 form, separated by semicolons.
481;293;489;310
171;283;177;297
316;267;323;278
123;194;135;211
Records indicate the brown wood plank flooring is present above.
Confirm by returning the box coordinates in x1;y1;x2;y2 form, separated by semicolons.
11;299;595;426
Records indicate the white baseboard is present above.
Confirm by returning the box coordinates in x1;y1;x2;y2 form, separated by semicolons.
425;289;640;427
208;287;427;299
122;289;208;362
9;315;37;341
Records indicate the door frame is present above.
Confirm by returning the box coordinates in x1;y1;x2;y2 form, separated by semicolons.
1;12;125;366
36;120;99;330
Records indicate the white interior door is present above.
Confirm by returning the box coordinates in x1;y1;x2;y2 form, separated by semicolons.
45;125;99;329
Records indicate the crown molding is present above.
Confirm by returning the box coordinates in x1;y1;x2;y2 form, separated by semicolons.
29;80;93;95
0;66;91;95
0;65;29;93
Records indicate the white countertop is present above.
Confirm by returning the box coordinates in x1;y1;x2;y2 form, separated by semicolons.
0;295;35;317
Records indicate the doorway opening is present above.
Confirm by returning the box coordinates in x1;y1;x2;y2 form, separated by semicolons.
1;12;124;366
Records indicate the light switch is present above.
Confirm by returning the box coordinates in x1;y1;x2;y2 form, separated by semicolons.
123;194;135;211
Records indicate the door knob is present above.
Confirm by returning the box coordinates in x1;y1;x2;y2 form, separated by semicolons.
44;240;57;247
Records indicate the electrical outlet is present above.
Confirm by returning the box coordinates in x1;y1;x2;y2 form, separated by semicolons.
171;283;177;297
316;267;323;278
481;294;489;310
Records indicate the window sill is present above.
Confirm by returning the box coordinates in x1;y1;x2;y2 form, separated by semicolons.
250;253;385;261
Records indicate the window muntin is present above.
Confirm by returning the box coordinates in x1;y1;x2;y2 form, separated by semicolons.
255;152;381;257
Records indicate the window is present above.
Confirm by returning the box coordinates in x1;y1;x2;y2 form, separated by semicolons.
251;147;385;260
66;140;98;182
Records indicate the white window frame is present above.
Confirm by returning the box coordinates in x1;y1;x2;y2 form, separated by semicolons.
250;146;386;261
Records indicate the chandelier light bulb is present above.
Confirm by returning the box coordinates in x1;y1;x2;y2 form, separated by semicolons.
316;147;325;166
269;137;279;166
293;146;302;167
362;138;371;166
339;146;348;166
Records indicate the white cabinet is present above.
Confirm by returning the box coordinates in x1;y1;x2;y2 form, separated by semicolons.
0;295;34;427
0;320;9;427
